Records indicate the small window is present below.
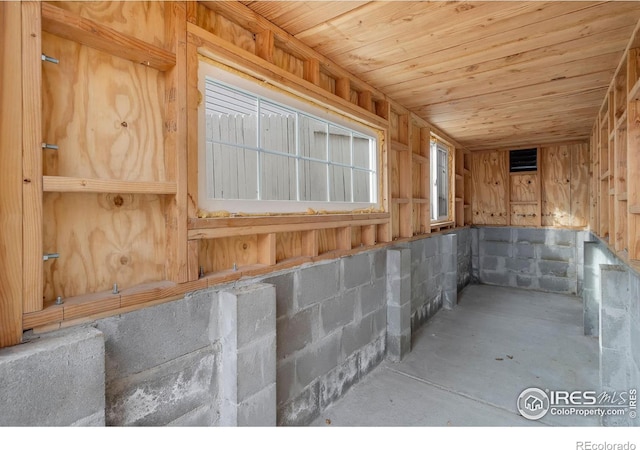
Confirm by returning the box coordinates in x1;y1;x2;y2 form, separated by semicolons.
510;148;537;172
198;62;379;214
430;138;451;222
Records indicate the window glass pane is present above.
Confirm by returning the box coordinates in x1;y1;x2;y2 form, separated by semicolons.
261;153;297;201
329;125;351;166
438;148;448;218
205;80;257;149
210;144;258;200
353;135;371;169
260;101;296;155
299;160;328;201
330;166;352;202
353;169;372;203
299;115;327;160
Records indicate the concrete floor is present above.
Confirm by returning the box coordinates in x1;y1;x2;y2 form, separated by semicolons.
311;284;600;426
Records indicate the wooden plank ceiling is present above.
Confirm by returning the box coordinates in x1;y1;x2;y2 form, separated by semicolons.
241;1;640;151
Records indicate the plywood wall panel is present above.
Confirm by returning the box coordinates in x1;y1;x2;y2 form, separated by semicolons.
42;33;166;182
471;151;508;225
43;192;166;301
276;231;302;262
541;145;571;227
199;235;258;273
511;203;538;227
196;4;255;53
53;1;166;46
510;173;537;203
570;142;590;228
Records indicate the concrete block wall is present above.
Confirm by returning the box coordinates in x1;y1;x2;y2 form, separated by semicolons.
0;327;105;426
451;228;472;292
409;233;460;332
472;227;585;295
263;250;388;426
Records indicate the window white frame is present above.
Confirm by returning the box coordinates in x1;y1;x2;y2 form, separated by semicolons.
430;137;452;222
198;59;379;214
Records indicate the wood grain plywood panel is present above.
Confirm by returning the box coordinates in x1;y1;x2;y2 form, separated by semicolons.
510;173;538;203
42;193;166;302
471;151;508;225
571;143;590;228
53;1;166;45
199;235;258;273
42;33;166;182
541;145;571;227
511;203;539;227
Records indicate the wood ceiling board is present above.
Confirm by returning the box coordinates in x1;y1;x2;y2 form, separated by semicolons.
301;1;600;75
387;52;621;107
240;1;369;36
370;25;634;91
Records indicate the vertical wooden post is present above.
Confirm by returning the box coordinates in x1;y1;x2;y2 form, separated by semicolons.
627;49;640;259
22;2;43;315
335;77;350;101
255;29;274;63
302;230;318;257
303;58;320;86
165;2;189;282
257;233;276;266
0;2;24;347
336;227;351;250
358;90;373;113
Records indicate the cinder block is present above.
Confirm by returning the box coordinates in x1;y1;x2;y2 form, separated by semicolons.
482;241;511;257
411;239;425;266
372;305;387;336
515;228;545;244
298;262;340;307
237;383;276;427
98;289;216;382
359;333;386;376
539;245;574;262
276;305;318;360
423;236;440;256
601;265;630;311
481;227;512;243
514;243;535;258
277;381;320;426
262;272;295;319
341;313;374;358
538;260;570;277
600;348;631;392
515;275;535;289
296;332;341;387
548;229;576;247
107;347;217;426
237;334;276;401
319;352;360;409
583;289;599;337
506;258;534;274
233;284;276;349
630;274;640;324
386;332;411;363
387;302;411;335
359;278;386;317
600;308;629;351
481;255;500;271
480;270;511;286
443;288;457;310
539;276;574;293
629;319;640;374
342;253;372;289
0;327;105;426
321;291;356;337
167;405;217;427
373;249;387;279
276;358;296;406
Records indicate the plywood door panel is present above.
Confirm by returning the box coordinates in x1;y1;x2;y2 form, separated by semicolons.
570;143;590;228
471;151;508;225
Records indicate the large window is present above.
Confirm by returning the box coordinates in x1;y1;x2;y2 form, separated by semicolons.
430;137;452;222
198;62;379;214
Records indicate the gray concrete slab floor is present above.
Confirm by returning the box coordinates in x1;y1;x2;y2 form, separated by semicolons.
311;284;600;426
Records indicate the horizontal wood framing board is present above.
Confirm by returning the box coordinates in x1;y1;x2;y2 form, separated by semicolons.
188;215;390;239
43;176;178;194
41;2;176;71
